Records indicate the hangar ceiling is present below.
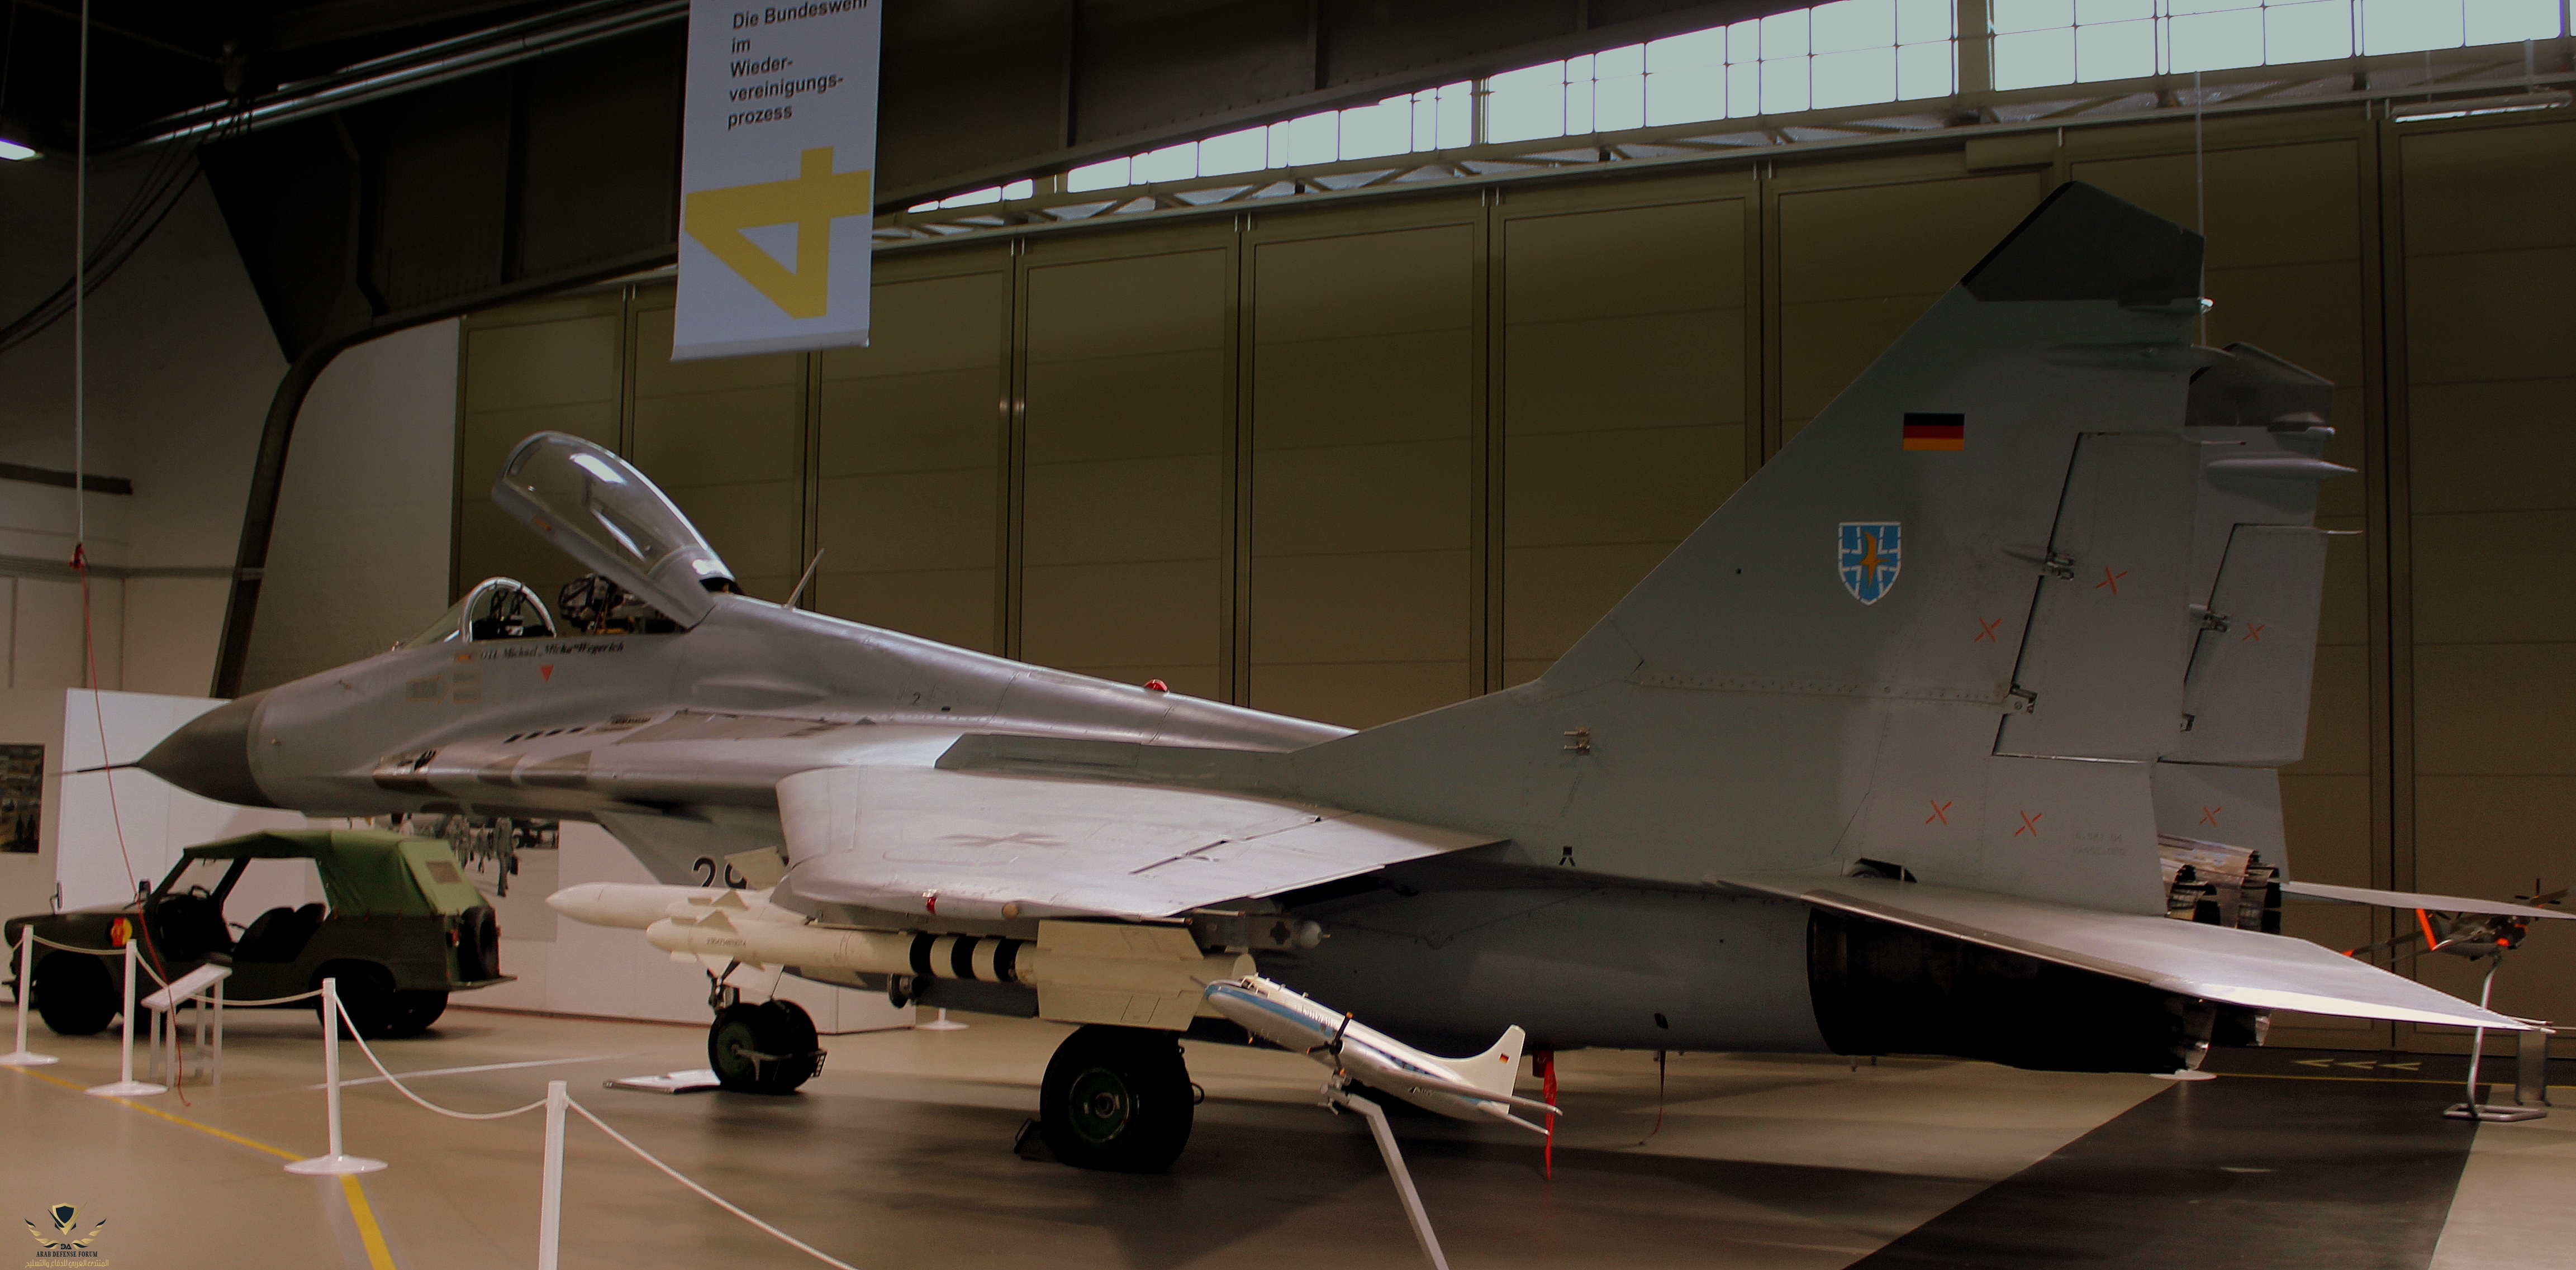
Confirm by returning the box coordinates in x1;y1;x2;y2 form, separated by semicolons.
2;0;1805;364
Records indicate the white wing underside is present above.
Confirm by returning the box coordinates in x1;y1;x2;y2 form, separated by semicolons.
1718;872;2530;1031
775;765;1497;921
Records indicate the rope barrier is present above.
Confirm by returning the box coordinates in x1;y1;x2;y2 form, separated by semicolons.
201;988;321;1007
23;935;321;1005
30;962;859;1267
336;1007;545;1122
567;1099;864;1270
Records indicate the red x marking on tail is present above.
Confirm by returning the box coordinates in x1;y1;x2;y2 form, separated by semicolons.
2242;622;2266;643
2200;806;2222;826
1925;800;1953;825
2014;811;2042;837
2096;567;2128;594
1973;617;2003;643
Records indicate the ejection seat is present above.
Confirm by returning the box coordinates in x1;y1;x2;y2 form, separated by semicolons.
404;577;558;648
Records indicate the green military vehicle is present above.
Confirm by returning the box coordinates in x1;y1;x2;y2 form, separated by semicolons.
4;829;509;1040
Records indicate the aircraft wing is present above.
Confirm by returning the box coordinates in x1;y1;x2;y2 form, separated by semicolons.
2280;879;2576;920
774;765;1498;921
1715;872;2530;1031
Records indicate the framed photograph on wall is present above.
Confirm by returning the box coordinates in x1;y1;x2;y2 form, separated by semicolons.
0;744;40;853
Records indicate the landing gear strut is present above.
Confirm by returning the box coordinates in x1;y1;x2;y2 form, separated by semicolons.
1038;1025;1194;1172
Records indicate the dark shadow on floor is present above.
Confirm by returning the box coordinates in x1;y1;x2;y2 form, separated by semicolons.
1847;1074;2480;1269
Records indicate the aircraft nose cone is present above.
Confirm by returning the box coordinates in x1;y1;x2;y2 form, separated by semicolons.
137;691;280;808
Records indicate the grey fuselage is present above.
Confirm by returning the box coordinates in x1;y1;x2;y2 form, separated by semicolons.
151;594;1833;1056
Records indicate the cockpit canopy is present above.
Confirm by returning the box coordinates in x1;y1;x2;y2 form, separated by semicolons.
490;432;735;627
403;577;557;649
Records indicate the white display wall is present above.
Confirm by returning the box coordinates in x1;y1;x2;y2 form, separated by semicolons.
55;689;308;911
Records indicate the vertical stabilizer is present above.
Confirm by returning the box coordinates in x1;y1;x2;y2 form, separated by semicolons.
1293;183;2346;912
1434;1025;1526;1097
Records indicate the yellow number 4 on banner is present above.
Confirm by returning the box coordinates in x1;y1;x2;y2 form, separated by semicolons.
682;147;874;320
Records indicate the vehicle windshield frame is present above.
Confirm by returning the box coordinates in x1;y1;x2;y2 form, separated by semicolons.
155;855;246;901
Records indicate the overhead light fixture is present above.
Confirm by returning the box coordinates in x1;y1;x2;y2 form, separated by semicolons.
0;138;37;161
2390;89;2571;123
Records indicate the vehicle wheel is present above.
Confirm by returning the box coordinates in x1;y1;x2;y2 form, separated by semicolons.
390;990;448;1036
709;1000;823;1095
33;953;117;1036
1038;1025;1194;1173
315;962;403;1040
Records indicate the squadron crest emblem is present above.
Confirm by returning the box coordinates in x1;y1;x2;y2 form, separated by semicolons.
1838;522;1901;605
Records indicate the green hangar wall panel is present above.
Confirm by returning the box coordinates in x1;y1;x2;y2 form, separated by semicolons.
1247;204;1483;729
1498;175;1752;687
2397;120;2576;1034
816;256;1012;655
1020;235;1234;697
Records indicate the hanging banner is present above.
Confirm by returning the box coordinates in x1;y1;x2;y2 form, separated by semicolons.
673;0;881;360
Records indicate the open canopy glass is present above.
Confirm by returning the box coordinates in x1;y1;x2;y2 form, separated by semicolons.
491;432;735;627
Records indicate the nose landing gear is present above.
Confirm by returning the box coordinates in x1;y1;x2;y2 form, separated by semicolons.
709;1000;825;1094
702;964;824;1095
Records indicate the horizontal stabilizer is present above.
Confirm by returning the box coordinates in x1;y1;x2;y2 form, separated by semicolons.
1717;872;2529;1031
2282;880;2576;921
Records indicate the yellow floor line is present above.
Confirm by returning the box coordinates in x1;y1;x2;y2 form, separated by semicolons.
341;1174;399;1270
9;1066;400;1270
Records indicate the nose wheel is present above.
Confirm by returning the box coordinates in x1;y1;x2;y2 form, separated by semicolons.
1038;1025;1194;1172
708;1000;825;1095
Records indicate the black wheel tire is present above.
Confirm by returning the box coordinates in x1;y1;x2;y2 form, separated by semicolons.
315;962;404;1040
709;1000;823;1095
392;990;448;1035
455;907;501;981
1038;1025;1194;1173
33;953;117;1036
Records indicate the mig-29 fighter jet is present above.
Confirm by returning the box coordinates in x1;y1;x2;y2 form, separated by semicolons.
139;183;2562;1174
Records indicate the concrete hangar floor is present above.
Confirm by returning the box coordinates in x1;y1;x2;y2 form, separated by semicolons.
3;1007;2567;1270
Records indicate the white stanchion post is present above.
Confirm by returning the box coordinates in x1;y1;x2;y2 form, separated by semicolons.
537;1080;567;1270
86;939;164;1096
212;978;223;1086
1339;1092;1452;1270
286;978;387;1174
918;1007;967;1031
1;926;59;1067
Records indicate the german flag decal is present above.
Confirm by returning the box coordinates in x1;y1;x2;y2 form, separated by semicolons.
1903;412;1965;451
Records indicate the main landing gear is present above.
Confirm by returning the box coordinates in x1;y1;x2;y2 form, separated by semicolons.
1037;1025;1196;1172
704;971;824;1095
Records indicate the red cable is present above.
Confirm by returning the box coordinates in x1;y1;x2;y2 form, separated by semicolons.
73;544;187;1102
1537;1049;1556;1179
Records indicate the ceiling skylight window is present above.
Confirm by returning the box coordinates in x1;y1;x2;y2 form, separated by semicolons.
1490;0;1954;142
890;0;2565;218
1995;1;2567;92
1061;82;1472;193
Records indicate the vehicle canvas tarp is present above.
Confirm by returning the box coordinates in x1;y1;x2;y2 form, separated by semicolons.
179;829;487;916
